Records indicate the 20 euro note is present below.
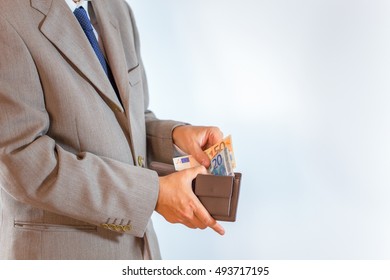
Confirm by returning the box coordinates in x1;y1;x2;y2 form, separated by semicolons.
208;147;234;176
204;135;236;169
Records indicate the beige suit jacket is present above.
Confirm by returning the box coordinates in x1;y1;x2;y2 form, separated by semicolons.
0;0;181;259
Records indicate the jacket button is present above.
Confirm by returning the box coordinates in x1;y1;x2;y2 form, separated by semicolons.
108;224;117;231
137;156;144;167
123;225;132;232
114;225;123;232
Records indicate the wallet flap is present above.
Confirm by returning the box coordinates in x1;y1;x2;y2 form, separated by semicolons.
212;173;242;222
193;175;234;198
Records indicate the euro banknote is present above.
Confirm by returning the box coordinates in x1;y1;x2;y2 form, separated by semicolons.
173;155;200;171
203;135;236;169
173;135;236;175
208;147;234;176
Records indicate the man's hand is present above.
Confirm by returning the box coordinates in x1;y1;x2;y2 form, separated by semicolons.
172;125;223;168
155;165;225;235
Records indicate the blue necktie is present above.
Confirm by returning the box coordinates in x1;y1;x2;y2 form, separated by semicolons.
73;6;119;96
74;7;109;75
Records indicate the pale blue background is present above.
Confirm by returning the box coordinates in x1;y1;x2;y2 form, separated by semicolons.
127;0;390;259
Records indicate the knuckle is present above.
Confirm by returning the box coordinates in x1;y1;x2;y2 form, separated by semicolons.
211;126;222;135
179;209;193;222
204;216;216;226
199;224;207;230
182;212;193;221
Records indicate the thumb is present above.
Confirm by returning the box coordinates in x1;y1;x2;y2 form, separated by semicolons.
185;165;208;181
191;146;211;168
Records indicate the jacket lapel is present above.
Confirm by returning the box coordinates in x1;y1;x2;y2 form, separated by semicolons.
91;0;135;113
31;0;123;112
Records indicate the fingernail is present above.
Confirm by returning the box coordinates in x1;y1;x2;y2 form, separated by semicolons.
201;159;209;168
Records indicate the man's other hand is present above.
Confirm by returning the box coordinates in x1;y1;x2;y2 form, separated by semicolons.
155;165;225;235
172;125;223;168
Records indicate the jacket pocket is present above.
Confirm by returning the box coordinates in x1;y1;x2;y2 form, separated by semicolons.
14;221;97;232
128;64;141;86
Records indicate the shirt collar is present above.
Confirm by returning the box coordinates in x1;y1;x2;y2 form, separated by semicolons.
64;0;89;13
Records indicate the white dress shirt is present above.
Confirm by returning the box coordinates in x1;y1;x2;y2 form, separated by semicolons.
65;0;89;14
65;0;99;39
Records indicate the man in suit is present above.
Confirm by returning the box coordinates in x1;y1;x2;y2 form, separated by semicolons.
0;0;224;259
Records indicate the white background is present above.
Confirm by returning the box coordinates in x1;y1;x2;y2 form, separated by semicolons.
127;0;390;259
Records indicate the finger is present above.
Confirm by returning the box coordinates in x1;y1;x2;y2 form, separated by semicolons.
178;206;206;230
190;144;211;168
184;202;213;231
185;164;208;181
193;199;225;235
208;127;224;146
195;127;224;166
189;215;208;230
209;220;225;236
182;220;197;229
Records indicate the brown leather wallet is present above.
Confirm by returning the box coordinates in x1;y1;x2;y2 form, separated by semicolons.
149;161;242;222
